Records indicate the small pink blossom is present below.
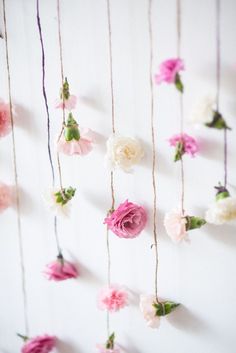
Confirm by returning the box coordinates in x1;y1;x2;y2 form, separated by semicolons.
104;200;147;239
164;210;187;243
155;58;184;84
0;100;12;137
98;284;129;312
0;182;14;212
96;345;120;353
57;128;95;156
55;95;77;111
21;335;56;353
44;255;78;281
169;133;199;160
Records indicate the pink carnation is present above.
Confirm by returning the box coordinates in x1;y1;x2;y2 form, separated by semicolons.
96;345;120;353
57;128;95;156
44;256;78;281
0;100;12;137
169;133;199;158
55;95;77;111
155;58;184;84
104;200;147;239
98;285;129;312
0;182;14;212
164;210;187;243
21;335;56;353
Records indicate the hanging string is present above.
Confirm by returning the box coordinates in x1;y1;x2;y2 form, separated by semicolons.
2;0;29;336
36;0;61;255
176;0;185;215
148;0;158;303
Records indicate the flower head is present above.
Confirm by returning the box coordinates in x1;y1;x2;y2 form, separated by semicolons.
191;96;215;124
20;334;56;353
44;187;76;217
168;133;199;161
104;200;147;239
98;284;129;312
55;78;77;111
105;135;144;172
0;100;12;137
155;58;184;92
44;254;78;281
0;182;14;212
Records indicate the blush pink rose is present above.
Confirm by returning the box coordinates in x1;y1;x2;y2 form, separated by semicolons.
104;200;147;239
57;128;95;156
169;133;199;157
164;210;187;243
21;335;56;353
0;182;14;212
96;344;120;353
0;100;12;137
155;58;184;84
44;256;78;281
98;284;129;312
55;94;77;110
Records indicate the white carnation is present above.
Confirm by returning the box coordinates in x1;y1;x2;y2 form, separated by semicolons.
106;135;144;172
43;189;71;218
205;196;236;225
191;96;215;124
139;294;160;329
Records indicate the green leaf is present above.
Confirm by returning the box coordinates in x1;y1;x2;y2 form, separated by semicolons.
17;333;28;342
174;141;184;162
175;73;184;93
64;113;80;141
153;301;180;317
54;187;76;206
60;77;70;100
216;191;230;201
106;332;115;349
205;111;231;130
186;216;206;230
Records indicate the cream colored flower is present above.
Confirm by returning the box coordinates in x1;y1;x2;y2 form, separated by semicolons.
139;295;160;329
106;135;144;172
191;96;215;124
205;196;236;225
43;189;71;217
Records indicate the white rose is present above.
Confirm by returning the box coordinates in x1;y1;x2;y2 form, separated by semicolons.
43;189;71;218
139;294;160;329
205;196;236;225
191;96;215;124
105;135;144;172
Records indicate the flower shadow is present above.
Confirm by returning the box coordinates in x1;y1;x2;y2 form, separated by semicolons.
166;305;207;333
197;136;223;162
203;223;236;248
57;340;80;353
80;90;106;114
14;104;40;138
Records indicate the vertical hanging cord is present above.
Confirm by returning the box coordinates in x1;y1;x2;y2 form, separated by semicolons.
36;0;61;255
2;0;29;336
148;0;158;303
177;0;185;215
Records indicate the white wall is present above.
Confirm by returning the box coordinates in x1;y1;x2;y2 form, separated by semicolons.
0;0;236;352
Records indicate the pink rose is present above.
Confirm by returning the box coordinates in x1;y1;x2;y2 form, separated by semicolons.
98;284;129;312
0;100;12;137
0;182;14;212
57;128;95;156
21;335;56;353
168;133;199;161
55;94;77;111
44;255;78;281
155;58;184;84
104;200;147;239
164;210;187;243
96;345;120;353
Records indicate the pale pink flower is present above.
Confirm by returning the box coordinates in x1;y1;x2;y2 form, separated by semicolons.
21;335;56;353
55;95;77;110
169;133;199;158
44;255;78;281
139;295;160;329
96;344;120;353
98;284;129;312
164;210;187;243
104;200;147;239
0;100;12;137
57;128;95;156
155;58;184;84
0;182;14;212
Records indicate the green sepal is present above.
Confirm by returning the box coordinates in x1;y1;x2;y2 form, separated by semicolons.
17;333;28;342
174;141;184;162
186;216;206;230
152;301;180;317
216;191;230;201
175;73;184;93
54;187;76;206
205;111;231;130
64;113;80;141
106;332;115;349
60;77;70;100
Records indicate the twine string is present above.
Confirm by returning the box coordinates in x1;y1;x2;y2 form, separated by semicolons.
2;0;29;336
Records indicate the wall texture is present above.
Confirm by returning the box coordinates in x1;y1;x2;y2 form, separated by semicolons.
0;0;236;352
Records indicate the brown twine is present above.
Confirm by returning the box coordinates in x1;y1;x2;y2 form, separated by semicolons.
2;0;29;336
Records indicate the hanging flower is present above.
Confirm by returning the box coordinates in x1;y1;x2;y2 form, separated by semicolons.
154;58;184;92
168;133;199;161
17;334;56;353
0;182;14;212
44;187;76;217
0;100;12;137
164;209;206;243
105;135;144;172
44;253;78;281
98;284;129;312
140;295;179;329
96;333;120;353
205;185;236;225
55;77;77;111
57;113;95;156
104;200;147;239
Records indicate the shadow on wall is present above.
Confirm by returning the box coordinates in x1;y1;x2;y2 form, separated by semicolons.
57;340;80;353
14;104;40;138
167;305;207;333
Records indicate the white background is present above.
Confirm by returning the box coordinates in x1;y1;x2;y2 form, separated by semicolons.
0;0;236;352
